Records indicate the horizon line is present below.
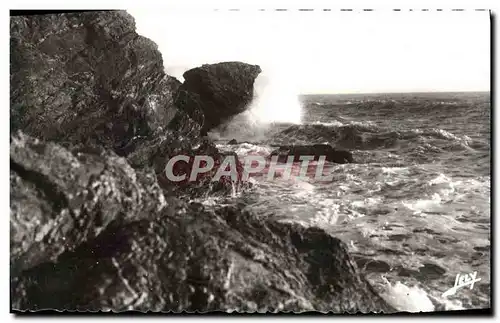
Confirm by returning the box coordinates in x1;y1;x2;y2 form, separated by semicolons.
299;90;490;95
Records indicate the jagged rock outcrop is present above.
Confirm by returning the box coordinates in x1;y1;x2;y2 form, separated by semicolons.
10;11;392;314
10;131;167;275
175;62;262;135
269;144;354;164
123;131;249;197
9;10;238;195
10;11;190;155
10;134;392;312
157;143;250;198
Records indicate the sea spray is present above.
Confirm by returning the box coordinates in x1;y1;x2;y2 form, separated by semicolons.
210;71;304;142
380;277;435;312
248;71;303;124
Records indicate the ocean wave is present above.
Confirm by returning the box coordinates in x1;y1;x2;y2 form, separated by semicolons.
399;128;473;145
269;121;483;154
311;120;345;127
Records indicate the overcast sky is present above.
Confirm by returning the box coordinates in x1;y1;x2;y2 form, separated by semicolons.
128;9;490;94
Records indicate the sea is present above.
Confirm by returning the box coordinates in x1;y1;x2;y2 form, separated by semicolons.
206;91;491;312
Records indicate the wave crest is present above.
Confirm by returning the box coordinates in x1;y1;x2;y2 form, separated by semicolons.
270;122;481;152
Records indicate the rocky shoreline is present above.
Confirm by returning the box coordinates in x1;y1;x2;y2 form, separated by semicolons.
10;10;393;313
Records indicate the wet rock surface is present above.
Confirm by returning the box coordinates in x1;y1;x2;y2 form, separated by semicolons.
269;144;354;164
11;144;392;312
10;10;392;313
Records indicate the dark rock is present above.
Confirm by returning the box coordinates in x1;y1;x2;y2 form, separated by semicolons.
125;128;197;172
156;140;251;198
275;124;340;145
388;234;408;242
9;10;253;199
269;144;354;164
122;131;249;197
473;246;490;252
412;228;441;235
395;266;419;278
354;258;391;273
175;62;262;135
12;175;393;312
10;131;167;275
166;110;202;139
272;124;397;151
10;11;186;154
418;263;446;280
394;263;446;282
228;139;238;145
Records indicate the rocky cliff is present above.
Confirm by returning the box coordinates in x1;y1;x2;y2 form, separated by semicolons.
175;62;262;135
11;11;182;153
10;10;392;313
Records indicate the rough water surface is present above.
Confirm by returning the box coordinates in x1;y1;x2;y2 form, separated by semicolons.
213;92;491;311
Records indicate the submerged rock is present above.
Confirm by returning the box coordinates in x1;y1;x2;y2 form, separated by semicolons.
269;144;354;164
175;62;262;135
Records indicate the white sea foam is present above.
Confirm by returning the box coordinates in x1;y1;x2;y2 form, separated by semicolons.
350;197;382;210
382;166;409;174
380;278;435;312
234;143;272;156
309;199;342;226
311;120;344;127
291;179;315;197
402;193;444;216
428;173;452;185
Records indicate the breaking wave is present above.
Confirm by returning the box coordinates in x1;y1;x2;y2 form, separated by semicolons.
269;122;485;153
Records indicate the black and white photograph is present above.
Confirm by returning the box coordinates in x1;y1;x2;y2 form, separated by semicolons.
9;7;491;314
